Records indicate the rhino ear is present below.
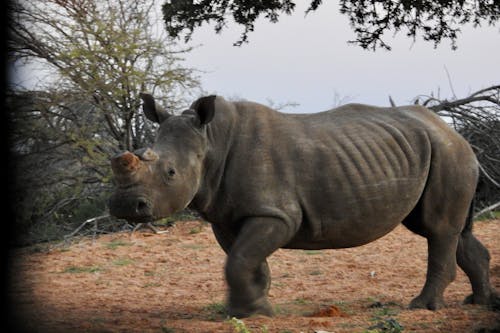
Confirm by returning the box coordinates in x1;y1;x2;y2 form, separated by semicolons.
140;92;171;124
193;95;216;126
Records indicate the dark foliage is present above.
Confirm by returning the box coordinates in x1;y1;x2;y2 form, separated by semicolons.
162;0;499;49
163;0;296;46
459;118;500;211
339;0;499;50
7;90;116;244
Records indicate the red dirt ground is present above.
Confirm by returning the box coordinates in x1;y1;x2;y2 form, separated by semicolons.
8;219;500;333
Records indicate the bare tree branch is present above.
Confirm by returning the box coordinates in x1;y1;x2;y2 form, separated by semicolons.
419;85;500;211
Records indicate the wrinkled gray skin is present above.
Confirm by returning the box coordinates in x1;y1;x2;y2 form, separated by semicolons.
109;94;498;318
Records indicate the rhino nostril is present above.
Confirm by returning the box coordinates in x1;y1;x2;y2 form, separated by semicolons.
136;199;151;215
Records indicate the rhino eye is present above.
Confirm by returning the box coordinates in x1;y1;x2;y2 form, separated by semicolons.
167;168;176;177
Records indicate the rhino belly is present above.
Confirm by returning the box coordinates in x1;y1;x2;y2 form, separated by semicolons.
285;176;426;250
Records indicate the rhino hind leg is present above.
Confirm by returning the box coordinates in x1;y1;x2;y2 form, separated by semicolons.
402;173;498;310
403;167;477;310
457;230;500;310
402;200;463;310
408;233;460;310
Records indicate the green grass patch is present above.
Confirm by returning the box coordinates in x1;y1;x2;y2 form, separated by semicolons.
227;317;251;333
273;304;287;315
202;302;227;321
161;327;176;333
226;318;269;333
366;301;404;333
366;317;404;333
475;210;500;221
273;300;313;316
293;297;310;305
159;319;176;333
330;300;354;315
63;265;102;274
302;250;322;255
155;210;201;226
373;306;400;317
181;244;206;250
189;226;203;234
105;240;133;250
112;257;134;266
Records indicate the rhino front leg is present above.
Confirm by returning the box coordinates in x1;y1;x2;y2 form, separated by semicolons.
225;217;293;318
212;224;272;299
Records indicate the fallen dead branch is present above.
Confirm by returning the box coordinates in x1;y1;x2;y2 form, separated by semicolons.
64;214;172;242
64;214;112;240
131;223;170;235
474;201;500;220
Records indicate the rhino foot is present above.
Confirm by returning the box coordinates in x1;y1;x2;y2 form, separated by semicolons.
464;292;500;311
409;295;445;311
228;297;274;318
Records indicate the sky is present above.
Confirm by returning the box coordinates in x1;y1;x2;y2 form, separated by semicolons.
11;1;500;114
181;1;500;113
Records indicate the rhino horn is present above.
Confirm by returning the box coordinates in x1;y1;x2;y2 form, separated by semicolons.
134;147;159;162
111;151;141;175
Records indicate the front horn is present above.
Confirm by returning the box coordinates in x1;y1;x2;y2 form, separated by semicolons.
111;151;140;175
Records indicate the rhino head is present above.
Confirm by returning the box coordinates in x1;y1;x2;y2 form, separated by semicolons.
108;93;216;223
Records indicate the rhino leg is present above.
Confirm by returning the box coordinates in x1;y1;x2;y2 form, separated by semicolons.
457;230;500;310
224;217;292;318
402;136;485;311
212;224;272;300
409;234;459;310
405;194;467;311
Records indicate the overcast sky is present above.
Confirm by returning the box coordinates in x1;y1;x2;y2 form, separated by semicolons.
11;1;499;114
182;1;500;113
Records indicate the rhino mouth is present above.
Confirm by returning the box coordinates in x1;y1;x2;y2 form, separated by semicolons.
108;194;157;224
122;215;156;225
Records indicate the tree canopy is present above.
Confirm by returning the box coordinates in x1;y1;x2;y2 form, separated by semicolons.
10;0;199;151
162;0;500;50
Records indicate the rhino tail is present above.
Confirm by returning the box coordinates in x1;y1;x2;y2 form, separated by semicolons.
462;196;475;234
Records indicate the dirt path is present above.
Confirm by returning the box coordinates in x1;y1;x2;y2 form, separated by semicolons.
8;220;500;333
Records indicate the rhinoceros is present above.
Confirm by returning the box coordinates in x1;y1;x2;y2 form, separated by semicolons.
109;93;498;318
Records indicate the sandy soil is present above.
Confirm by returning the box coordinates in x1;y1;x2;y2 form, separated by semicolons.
8;219;500;333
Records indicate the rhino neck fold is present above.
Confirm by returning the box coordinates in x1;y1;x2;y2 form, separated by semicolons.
189;100;238;220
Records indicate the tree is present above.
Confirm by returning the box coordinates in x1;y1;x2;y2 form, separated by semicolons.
10;0;199;151
162;0;500;50
8;89;113;242
8;0;200;243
